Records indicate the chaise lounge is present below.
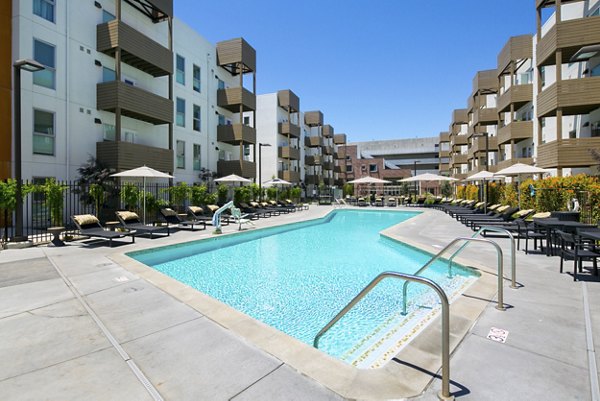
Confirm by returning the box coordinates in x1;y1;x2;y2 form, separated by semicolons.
160;208;206;231
71;214;135;247
116;211;170;239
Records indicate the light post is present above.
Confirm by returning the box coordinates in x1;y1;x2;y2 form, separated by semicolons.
258;143;271;201
473;132;489;213
13;59;46;242
413;160;420;196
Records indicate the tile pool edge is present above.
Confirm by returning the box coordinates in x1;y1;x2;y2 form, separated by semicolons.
109;208;500;400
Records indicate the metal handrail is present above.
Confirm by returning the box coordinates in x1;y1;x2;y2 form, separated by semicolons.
313;272;453;401
402;237;505;315
446;226;517;289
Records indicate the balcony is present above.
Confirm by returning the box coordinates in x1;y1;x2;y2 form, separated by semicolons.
322;125;334;138
97;20;172;77
322;145;333;155
323;177;334;186
497;84;533;113
537;137;600;169
96;141;173;173
305;155;322;165
439;163;450;172
304;111;323;127
472;69;498;96
453;109;468;124
537;77;600;117
452;135;469;146
335;165;347;173
497;121;533;145
471;136;498;154
322;161;333;170
453;173;468;180
451;154;468;165
278;122;300;138
217;87;256;112
217;124;256;145
497;34;533;75
305;136;323;147
278;146;300;160
537;16;600;67
217;160;256;179
439;132;450;142
334;152;345;160
277;89;299;112
305;175;320;185
334;178;345;186
333;133;347;145
96;81;173;125
216;37;256;74
279;170;300;183
439;150;450;158
471;165;499;174
497;158;534;170
473;107;498;125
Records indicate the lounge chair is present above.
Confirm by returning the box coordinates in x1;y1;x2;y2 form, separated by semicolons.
357;197;368;207
374;197;384;207
250;201;281;216
387;197;397;207
231;207;255;230
160;208;206;231
239;202;271;218
71;214;135;247
115;211;170;238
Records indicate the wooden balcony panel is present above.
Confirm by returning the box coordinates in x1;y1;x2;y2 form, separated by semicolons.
323;177;334;186
304;111;323;127
333;134;347;145
452;135;469;146
322;125;334;138
322;145;333;155
278;122;300;138
278;146;300;160
96;81;173;125
472;69;498;96
497;84;533;112
217;160;256;179
537;16;600;67
279;170;300;183
277;89;300;112
451;154;468;165
96;141;173;173
97;20;172;77
471;165;499;173
439;150;450;158
322;161;333;170
217;87;256;112
217;124;256;145
497;157;534;170
334;165;347;173
334;152;345;160
305;175;321;185
439;163;450;172
471;136;498;154
439;132;450;142
216;38;256;73
497;34;533;75
304;136;323;147
305;155;322;165
473;108;498;125
497;121;534;145
453;109;468;124
537;138;600;168
537;77;600;117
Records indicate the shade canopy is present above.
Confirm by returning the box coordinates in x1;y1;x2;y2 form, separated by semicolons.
466;171;504;181
400;173;458;182
214;174;251;183
110;165;173;179
346;176;391;184
263;178;292;186
494;163;549;177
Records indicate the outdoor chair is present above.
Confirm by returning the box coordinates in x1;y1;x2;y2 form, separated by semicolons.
115;211;170;239
357;197;368;207
160;208;206;231
238;202;271;218
555;230;599;281
71;214;135;247
387;197;397;207
231;207;255;231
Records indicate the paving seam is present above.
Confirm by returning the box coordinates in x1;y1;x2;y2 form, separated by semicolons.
227;363;285;400
43;251;165;401
119;316;204;345
583;282;600;401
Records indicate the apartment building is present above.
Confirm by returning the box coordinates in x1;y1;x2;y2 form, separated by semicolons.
438;131;450;176
0;1;11;180
8;0;258;184
449;109;469;179
535;0;600;176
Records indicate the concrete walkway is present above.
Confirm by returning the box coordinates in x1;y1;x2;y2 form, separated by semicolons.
0;206;597;400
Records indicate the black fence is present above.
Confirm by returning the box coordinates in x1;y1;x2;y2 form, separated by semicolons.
1;180;173;244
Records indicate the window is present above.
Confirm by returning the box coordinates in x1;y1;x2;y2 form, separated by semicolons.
193;144;201;171
193;104;201;132
176;140;185;169
346;164;353;173
243;116;250;125
102;67;116;82
369;164;378;173
102;10;115;23
193;65;201;92
176;98;185;127
361;165;367;171
103;124;115;141
218;114;225;126
176;55;185;85
123;129;136;143
33;109;54;155
33;39;56;89
33;0;55;23
218;79;225;90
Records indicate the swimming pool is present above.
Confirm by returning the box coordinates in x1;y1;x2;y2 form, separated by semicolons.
129;209;479;368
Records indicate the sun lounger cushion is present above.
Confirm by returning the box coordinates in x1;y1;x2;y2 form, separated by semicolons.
117;211;139;221
531;212;551;219
206;205;220;213
161;208;178;217
72;214;99;226
189;206;203;214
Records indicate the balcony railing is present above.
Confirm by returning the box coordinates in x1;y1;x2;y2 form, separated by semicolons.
278;122;300;138
304;111;323;127
537;77;600;117
497;158;534;170
217;87;256;112
217;124;256;145
333;134;347;145
473;107;498;126
537;137;600;169
278;146;300;160
451;154;468;165
471;136;498;154
452;135;469;146
305;155;322;165
305;174;321;185
537;16;600;67
497;121;533;145
96;141;173;173
305;136;323;147
277;89;300;112
497;84;533;113
217;160;256;179
279;170;300;183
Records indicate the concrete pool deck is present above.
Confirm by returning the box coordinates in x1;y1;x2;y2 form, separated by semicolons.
0;206;598;400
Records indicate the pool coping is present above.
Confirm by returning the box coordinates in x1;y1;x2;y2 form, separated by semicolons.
110;208;501;400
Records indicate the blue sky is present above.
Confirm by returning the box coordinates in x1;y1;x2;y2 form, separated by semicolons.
174;1;536;142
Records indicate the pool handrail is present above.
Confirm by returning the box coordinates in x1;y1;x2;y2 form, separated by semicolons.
313;272;454;401
446;226;517;289
401;236;505;315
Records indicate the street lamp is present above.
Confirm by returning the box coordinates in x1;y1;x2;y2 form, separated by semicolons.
413;160;420;196
473;132;489;213
13;59;46;242
258;143;271;201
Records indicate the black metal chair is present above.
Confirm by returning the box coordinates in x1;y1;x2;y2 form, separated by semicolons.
555;230;599;281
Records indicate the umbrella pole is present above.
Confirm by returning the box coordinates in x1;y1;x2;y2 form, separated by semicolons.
143;176;146;225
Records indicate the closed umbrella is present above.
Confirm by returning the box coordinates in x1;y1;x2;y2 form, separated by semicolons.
111;166;174;224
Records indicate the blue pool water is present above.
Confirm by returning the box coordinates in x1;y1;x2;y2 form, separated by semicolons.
130;210;478;367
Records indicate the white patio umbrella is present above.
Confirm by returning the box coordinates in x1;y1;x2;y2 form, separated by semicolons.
466;171;505;213
214;174;252;184
347;176;391;198
262;177;292;186
495;163;549;207
400;173;457;195
111;165;174;224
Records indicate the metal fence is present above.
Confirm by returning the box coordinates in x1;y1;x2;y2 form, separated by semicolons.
1;180;173;244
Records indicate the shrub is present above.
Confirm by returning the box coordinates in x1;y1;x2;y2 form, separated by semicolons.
266;187;278;201
500;183;518;207
191;185;208;206
35;178;68;226
120;183;140;212
290;187;302;202
465;184;478;201
456;185;466;199
164;182;191;212
216;184;229;205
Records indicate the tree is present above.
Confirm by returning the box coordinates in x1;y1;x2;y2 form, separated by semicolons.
0;179;33;242
120;183;140;212
164;182;191;212
35;178;68;227
440;181;452;197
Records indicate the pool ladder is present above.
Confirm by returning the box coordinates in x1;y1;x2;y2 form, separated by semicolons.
313;227;517;401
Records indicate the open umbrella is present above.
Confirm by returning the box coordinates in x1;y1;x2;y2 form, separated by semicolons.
214;174;252;184
347;176;391;198
263;178;292;186
400;173;457;195
466;171;505;213
495;163;549;208
111;165;174;224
